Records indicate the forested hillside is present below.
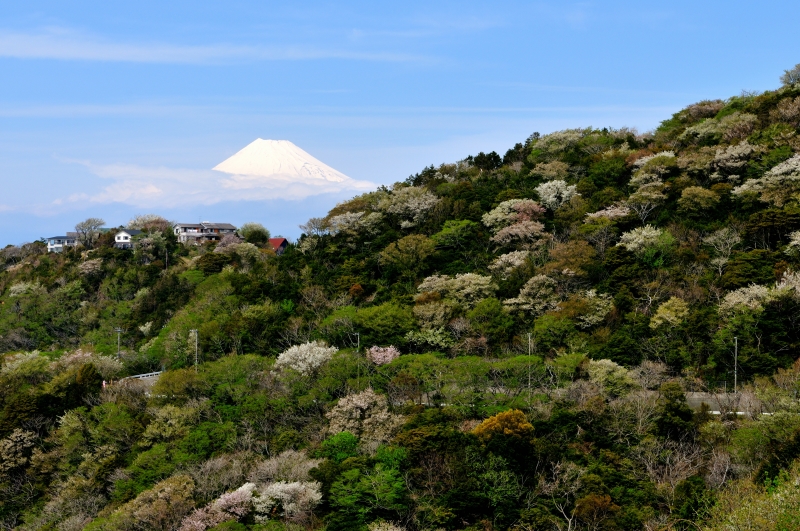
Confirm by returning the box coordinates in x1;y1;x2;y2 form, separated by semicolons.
2;69;800;531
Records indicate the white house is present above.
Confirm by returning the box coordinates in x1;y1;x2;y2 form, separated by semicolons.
114;229;143;249
173;222;237;244
46;234;77;253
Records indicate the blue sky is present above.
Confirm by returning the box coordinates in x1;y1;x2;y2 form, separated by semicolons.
2;1;799;245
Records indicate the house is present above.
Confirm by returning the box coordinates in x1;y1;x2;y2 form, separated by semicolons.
269;237;289;255
46;233;78;253
174;222;237;244
114;229;143;249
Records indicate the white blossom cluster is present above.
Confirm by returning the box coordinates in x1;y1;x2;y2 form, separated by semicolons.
719;284;774;315
488;250;530;279
49;349;124;380
328;211;384;236
534;180;579;210
632;151;676;169
585;205;631;220
629;152;675;189
531;161;570;180
504;274;560;315
714;140;761;172
249;450;323;485
7;281;44;297
326;388;404;445
733;154;800;206
776;270;800;296
481;199;545;230
0;351;45;379
617;225;666;253
252;481;322;523
366;345;401;365
770;96;800;126
482;199;547;248
180;483;256;531
531;128;589;157
369;522;407;531
491;220;546;247
405;327;455;350
680;112;758;143
574;290;614;329
274;341;338;375
78;258;103;276
417;273;497;307
379;186;440;229
784;231;800;256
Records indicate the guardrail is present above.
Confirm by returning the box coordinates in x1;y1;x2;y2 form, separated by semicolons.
123;371;163;380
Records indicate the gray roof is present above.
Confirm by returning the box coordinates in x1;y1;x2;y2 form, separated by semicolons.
117;229;143;236
47;236;75;240
202;223;237;230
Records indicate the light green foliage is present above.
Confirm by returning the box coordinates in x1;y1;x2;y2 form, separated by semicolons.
650;297;690;329
238;222;271;245
85;474;195;531
586;359;636;397
142;403;204;446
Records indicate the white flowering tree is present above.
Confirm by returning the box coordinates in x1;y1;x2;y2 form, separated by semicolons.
535;180;579;211
504;274;560;315
326;388;404;446
417;273;497;308
252;481;322;524
488;250;530;279
703;227;742;276
378;186;440;229
573;290;614;329
733;154;800;206
179;483;256;531
366;345;401;365
274;341;338;375
618;225;669;255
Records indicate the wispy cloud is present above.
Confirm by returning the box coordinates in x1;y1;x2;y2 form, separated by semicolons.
0;28;426;64
53;160;375;209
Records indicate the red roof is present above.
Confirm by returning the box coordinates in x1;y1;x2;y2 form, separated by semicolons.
269;238;288;251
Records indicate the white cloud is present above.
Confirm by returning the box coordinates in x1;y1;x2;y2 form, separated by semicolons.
0;28;426;64
54;160;376;209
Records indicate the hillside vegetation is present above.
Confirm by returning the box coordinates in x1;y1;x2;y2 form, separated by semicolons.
3;68;800;530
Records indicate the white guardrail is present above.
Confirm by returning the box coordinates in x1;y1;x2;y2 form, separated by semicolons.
123;371;163;380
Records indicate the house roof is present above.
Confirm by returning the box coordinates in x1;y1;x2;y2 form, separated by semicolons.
47;236;74;240
174;222;237;230
203;223;237;230
117;229;143;236
269;237;288;250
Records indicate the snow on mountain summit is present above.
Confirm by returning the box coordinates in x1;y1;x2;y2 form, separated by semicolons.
210;139;375;199
213;139;349;183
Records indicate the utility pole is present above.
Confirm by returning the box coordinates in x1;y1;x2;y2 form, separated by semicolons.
734;336;738;394
190;329;198;372
527;332;532;407
114;327;123;358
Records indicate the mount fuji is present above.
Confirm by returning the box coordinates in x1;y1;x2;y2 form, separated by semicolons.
212;139;375;197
